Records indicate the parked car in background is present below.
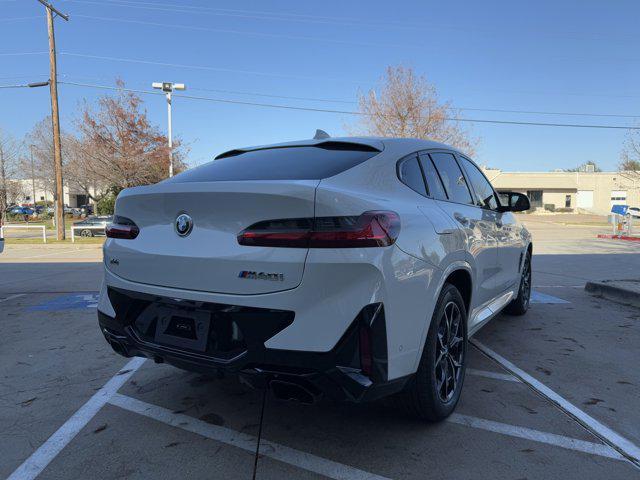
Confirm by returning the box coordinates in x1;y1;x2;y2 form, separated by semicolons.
80;204;94;216
0;235;4;254
8;206;35;216
629;207;640;219
63;206;82;216
73;215;113;237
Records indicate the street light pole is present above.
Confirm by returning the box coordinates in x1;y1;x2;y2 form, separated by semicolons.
29;145;37;211
167;91;173;177
152;82;185;178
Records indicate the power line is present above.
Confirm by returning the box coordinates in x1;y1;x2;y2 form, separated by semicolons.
0;16;42;22
459;107;640;119
75;0;640;41
55;72;640;119
59;52;363;83
57;81;640;130
65;0;393;29
55;51;640;102
71;14;408;49
0;51;48;57
2;65;636;119
71;0;418;29
51;73;640;118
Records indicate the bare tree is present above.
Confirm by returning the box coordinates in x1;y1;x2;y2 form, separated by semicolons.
25;117;57;201
566;161;602;172
0;129;23;225
620;128;640;180
72;80;186;196
351;66;478;155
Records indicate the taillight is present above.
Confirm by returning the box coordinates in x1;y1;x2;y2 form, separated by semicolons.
106;216;139;239
237;211;400;248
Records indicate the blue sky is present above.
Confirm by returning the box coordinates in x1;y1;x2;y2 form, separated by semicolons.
1;0;639;171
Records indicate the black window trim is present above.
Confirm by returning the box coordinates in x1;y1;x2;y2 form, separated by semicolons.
455;153;501;211
419;149;476;207
396;148;499;211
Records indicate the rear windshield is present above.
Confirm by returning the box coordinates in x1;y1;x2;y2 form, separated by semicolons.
170;144;380;182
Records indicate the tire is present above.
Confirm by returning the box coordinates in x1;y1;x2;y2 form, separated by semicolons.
399;283;468;421
80;229;93;237
504;250;532;316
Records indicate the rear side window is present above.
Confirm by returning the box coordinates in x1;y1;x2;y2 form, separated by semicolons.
418;154;448;201
398;156;427;196
171;144;380;182
429;152;473;204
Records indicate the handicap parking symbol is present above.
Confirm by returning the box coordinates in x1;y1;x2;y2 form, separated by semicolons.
29;293;99;311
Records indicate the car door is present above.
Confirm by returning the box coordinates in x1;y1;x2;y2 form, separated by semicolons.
495;194;527;293
419;151;499;311
456;155;514;293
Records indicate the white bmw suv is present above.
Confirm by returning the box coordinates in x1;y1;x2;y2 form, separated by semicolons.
98;136;531;421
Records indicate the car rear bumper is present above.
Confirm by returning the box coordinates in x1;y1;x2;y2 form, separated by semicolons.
98;286;410;402
99;245;441;382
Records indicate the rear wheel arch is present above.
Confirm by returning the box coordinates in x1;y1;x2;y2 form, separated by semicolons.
443;269;472;315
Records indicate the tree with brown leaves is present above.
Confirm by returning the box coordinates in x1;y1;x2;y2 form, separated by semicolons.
0;129;25;225
352;66;478;156
71;80;186;199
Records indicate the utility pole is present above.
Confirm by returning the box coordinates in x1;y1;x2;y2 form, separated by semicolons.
37;0;68;240
167;92;173;177
152;82;186;178
29;145;38;212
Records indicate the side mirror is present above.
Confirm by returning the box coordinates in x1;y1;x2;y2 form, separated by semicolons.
498;192;530;212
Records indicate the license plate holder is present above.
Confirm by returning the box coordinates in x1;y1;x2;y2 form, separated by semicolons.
154;307;211;352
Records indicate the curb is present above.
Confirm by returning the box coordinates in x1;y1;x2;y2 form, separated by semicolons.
596;234;640;242
585;281;640;308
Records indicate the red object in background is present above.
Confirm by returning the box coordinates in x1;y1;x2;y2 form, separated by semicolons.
597;234;640;242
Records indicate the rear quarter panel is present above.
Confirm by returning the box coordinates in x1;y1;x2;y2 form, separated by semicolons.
312;147;465;378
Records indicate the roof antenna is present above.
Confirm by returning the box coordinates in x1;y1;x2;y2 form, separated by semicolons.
313;129;330;140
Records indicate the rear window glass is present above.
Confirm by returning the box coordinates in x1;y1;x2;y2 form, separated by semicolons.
171;144;380;182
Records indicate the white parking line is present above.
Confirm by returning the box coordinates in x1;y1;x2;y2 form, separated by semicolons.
109;393;392;480
448;414;622;460
472;339;640;468
7;358;146;480
110;392;625;474
0;293;26;303
466;368;521;382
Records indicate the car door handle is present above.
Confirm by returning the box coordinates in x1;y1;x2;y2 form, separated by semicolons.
453;213;469;226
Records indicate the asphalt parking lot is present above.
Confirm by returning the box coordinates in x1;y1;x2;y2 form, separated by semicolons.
1;216;639;479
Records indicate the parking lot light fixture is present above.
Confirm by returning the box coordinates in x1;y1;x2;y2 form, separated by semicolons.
152;81;186;178
28;80;50;88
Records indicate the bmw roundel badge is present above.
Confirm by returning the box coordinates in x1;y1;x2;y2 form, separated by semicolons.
175;213;193;237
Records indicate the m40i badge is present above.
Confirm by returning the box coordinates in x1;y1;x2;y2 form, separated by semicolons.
238;271;284;282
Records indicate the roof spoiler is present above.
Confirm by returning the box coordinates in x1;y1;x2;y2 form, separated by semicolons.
215;138;381;160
